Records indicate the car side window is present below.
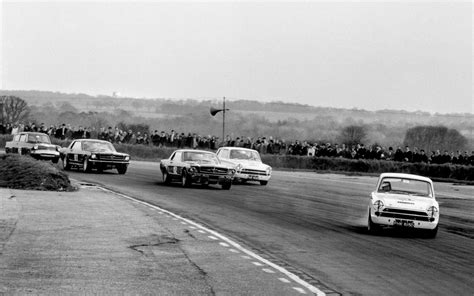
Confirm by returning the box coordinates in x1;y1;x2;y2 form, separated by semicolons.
217;149;229;159
19;134;27;142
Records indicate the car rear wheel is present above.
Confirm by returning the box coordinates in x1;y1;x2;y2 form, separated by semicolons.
62;156;71;171
368;209;381;234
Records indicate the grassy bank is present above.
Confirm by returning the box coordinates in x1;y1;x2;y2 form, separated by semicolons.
0;154;73;191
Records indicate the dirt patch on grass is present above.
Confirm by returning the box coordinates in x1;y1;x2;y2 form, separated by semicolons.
0;154;74;191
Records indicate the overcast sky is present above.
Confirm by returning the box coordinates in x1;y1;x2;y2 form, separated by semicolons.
1;1;472;114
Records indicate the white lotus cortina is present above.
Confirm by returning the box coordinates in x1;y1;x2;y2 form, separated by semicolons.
368;173;439;238
216;147;272;186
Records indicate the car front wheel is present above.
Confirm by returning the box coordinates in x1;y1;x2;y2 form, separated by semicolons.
424;225;438;239
367;209;380;234
221;182;232;190
162;170;171;184
260;180;268;186
83;158;91;173
117;164;128;175
63;156;71;171
181;171;191;187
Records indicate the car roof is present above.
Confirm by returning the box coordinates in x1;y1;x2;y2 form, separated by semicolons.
174;149;215;154
219;147;259;152
73;139;111;143
18;132;49;136
379;173;433;183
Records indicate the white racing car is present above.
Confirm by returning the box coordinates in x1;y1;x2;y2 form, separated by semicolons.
216;147;272;185
368;173;439;238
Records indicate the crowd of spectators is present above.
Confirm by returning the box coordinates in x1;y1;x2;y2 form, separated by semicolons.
1;121;473;166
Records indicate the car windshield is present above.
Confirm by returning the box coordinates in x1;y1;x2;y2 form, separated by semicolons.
377;177;433;198
82;141;116;152
183;152;219;164
27;134;51;144
229;149;261;161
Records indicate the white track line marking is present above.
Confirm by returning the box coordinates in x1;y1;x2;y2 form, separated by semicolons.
181;222;187;225
219;242;230;247
279;278;291;283
198;230;206;234
241;255;252;260
208;236;218;240
262;268;275;273
189;226;197;229
96;186;326;296
293;287;307;294
252;262;264;266
229;249;239;253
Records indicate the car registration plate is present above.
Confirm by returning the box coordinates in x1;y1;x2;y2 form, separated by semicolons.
248;175;259;180
394;219;414;228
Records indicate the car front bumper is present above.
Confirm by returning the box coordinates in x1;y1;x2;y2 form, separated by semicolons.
31;150;60;160
235;172;271;182
189;173;233;185
370;212;438;230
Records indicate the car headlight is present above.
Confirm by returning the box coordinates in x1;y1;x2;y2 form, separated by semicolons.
427;206;439;221
33;145;39;150
91;154;97;159
235;164;243;173
125;156;130;161
266;167;272;176
373;200;384;214
229;169;236;175
189;166;197;173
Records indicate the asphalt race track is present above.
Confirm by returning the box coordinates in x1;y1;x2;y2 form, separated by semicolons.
67;160;474;296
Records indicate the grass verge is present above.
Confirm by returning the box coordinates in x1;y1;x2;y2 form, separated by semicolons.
0;154;73;191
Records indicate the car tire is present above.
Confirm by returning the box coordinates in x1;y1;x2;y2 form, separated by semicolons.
367;209;380;234
83;158;91;173
181;171;191;188
260;180;268;186
52;157;59;164
221;182;232;190
424;225;438;239
117;165;128;175
162;170;171;184
63;156;71;171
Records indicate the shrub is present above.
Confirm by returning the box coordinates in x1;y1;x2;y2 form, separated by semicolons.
0;154;73;191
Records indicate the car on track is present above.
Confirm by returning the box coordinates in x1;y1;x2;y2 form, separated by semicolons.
216;147;271;185
60;139;130;174
5;132;60;163
368;173;439;238
160;149;235;189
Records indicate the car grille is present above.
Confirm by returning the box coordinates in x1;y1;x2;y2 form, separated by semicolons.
241;169;267;176
38;145;56;151
98;154;125;161
200;167;228;175
380;208;429;221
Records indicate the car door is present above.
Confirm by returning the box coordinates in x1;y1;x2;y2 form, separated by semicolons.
18;134;28;155
9;134;20;153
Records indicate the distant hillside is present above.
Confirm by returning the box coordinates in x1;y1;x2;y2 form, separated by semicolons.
1;89;473;149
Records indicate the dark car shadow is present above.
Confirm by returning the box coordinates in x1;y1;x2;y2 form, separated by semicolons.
346;224;434;239
155;182;224;190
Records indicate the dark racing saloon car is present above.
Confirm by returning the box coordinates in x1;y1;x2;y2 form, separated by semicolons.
60;139;130;174
160;149;235;189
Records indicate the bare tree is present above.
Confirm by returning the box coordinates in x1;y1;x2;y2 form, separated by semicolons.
339;125;367;146
0;96;30;124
